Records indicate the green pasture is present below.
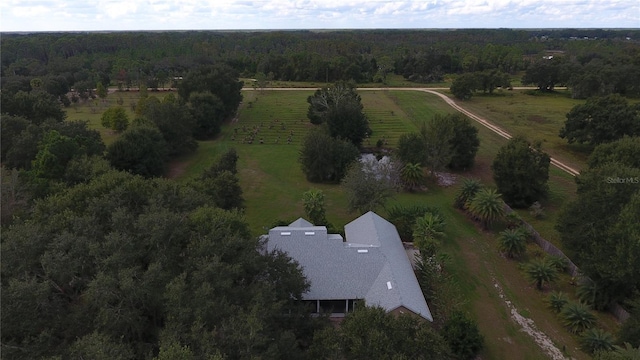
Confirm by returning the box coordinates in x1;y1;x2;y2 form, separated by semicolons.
446;89;590;171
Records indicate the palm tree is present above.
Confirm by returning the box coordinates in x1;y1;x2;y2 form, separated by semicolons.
609;343;640;358
467;188;505;229
400;163;424;191
498;228;526;259
580;328;614;354
412;212;446;255
547;291;569;313
302;189;328;225
546;255;568;272
454;177;482;209
560;302;596;334
576;278;599;309
526;258;559;290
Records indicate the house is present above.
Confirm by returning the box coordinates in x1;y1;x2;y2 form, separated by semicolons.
263;211;433;321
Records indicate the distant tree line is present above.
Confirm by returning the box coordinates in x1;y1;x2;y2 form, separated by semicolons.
3;29;639;98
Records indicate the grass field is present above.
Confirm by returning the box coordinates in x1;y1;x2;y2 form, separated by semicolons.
65;90;159;146
76;87;616;359
445;89;590;172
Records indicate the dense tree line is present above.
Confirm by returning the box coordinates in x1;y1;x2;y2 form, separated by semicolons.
0;168;312;359
3;29;638;94
522;51;640;98
557;137;640;310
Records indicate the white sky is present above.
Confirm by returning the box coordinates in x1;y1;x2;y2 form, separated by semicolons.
1;0;638;32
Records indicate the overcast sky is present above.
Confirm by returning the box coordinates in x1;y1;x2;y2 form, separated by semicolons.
1;0;638;32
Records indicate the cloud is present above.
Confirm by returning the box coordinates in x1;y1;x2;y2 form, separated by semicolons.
1;0;638;31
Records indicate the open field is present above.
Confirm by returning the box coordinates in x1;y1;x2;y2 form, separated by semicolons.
65;90;163;146
444;89;589;172
77;87;616;359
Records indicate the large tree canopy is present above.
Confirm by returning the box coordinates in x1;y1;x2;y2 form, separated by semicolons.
1;170;312;360
521;58;566;91
306;82;370;146
559;94;640;146
557;162;640;308
138;96;198;156
587;136;640;169
106;125;168;178
178;64;243;121
309;306;452;360
299;127;360;183
342;156;401;214
0;90;66;125
492;136;550;208
395;114;479;172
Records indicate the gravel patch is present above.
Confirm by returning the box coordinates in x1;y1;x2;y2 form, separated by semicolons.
492;279;568;360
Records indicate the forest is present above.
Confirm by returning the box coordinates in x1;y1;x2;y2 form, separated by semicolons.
2;29;640;359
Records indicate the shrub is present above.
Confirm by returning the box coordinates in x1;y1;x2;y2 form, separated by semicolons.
504;211;522;229
387;205;442;241
548;291;569;313
467;188;505;230
453;177;482;210
498;228;526;259
581;328;615;354
560;302;597;334
546;255;569;272
526;258;559;290
441;311;484;360
577;279;612;311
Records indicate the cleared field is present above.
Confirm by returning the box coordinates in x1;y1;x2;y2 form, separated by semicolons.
446;89;590;171
65;91;158;145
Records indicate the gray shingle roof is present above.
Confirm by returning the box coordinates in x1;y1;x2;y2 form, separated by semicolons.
265;212;433;321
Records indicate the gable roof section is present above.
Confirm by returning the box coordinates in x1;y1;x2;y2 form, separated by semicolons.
289;218;314;228
346;211;432;321
265;211;432;321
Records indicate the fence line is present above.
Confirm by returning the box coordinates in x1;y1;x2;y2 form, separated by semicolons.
503;205;630;322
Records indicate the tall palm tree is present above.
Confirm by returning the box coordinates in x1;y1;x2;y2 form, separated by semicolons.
454;177;482;209
498;228;526;259
412;212;446;255
526;258;559;290
400;163;424;191
467;188;505;229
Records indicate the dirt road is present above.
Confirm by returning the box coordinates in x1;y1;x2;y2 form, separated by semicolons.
245;87;581;177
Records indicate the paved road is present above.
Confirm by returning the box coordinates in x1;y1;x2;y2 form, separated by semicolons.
244;87;581;177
